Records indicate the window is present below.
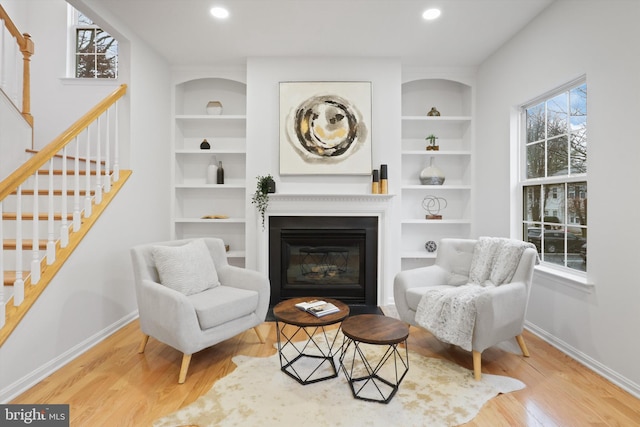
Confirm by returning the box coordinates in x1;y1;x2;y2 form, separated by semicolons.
68;8;118;79
521;80;587;273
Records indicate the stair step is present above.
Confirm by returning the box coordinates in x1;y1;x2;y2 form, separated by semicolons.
37;169;108;176
2;212;74;221
3;271;28;286
12;189;89;196
3;239;48;250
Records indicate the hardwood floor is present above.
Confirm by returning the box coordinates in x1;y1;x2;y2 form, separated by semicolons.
11;319;640;426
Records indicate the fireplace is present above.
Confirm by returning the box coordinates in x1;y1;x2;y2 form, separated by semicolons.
269;216;378;306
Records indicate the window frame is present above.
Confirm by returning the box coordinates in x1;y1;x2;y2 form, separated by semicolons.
518;76;588;280
66;6;118;80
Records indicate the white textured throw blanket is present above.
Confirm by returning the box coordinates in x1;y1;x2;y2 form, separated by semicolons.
415;237;537;351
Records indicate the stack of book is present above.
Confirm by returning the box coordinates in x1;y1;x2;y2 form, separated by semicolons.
295;300;340;317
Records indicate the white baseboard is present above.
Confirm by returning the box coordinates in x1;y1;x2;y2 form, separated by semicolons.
525;321;640;399
0;311;139;403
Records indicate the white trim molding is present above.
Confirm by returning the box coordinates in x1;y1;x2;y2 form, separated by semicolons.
0;311;139;403
525;321;640;399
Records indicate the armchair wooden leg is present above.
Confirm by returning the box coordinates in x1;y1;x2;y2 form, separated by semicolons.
472;350;482;381
178;353;192;384
516;334;530;357
138;334;150;354
253;326;265;344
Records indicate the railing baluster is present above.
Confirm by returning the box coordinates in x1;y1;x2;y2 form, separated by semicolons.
30;173;40;284
11;35;18;105
95;116;102;204
104;107;111;193
14;185;24;306
0;20;6;91
60;146;69;247
113;101;120;182
46;160;55;264
84;125;92;217
73;136;81;232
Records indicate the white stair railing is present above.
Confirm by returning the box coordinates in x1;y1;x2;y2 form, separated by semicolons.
0;84;127;338
30;173;40;284
13;185;24;306
60;146;69;248
46;159;55;264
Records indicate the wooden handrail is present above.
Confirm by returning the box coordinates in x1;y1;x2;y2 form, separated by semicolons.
0;84;127;201
0;5;26;47
0;4;35;125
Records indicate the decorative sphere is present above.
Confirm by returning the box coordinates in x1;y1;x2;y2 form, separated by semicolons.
425;240;437;252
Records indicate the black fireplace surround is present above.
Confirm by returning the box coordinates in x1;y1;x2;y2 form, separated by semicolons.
269;216;378;306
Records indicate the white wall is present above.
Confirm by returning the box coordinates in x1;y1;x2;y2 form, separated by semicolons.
245;57;402;305
22;0;119;149
0;93;31;180
0;0;171;402
476;0;640;394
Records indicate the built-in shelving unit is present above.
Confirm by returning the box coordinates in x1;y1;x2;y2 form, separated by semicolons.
400;78;473;270
172;78;247;265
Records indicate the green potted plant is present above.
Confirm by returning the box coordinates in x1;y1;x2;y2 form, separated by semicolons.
425;134;439;151
251;174;275;229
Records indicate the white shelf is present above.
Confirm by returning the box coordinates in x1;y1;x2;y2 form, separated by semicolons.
174;217;246;223
226;250;246;258
401;115;472;122
175;183;246;189
402;184;471;190
175;114;246;120
400;78;473;271
402;150;471;156
268;193;395;200
176;149;246;154
172;77;248;264
401;219;471;224
401;251;438;259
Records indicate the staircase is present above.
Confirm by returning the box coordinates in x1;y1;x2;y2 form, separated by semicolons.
0;84;130;347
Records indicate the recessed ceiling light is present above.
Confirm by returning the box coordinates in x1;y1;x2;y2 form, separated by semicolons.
422;8;441;20
210;6;229;19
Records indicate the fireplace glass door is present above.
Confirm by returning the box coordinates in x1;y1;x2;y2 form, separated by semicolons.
269;216;377;306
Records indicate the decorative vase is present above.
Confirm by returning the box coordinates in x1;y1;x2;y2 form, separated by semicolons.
427;107;441;116
200;138;211;149
206;101;223;115
266;177;276;193
420;157;445;185
425;240;437;252
216;161;224;184
380;164;388;194
206;156;218;184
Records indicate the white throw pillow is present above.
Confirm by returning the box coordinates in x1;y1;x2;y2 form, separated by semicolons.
152;239;220;295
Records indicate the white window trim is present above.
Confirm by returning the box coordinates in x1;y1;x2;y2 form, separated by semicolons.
513;75;592;288
65;5;118;80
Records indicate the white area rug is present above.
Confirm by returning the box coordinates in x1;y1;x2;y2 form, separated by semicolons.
154;331;524;427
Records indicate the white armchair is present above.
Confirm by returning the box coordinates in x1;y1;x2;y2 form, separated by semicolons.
393;238;537;380
130;238;270;383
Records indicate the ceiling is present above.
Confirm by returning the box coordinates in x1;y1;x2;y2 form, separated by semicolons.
91;0;555;68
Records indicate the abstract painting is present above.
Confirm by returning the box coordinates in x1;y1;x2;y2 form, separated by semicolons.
279;81;371;175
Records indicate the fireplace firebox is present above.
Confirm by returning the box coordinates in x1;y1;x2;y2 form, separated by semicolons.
269;216;378;306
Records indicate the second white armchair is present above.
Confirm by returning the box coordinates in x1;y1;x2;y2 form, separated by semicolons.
394;238;537;380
